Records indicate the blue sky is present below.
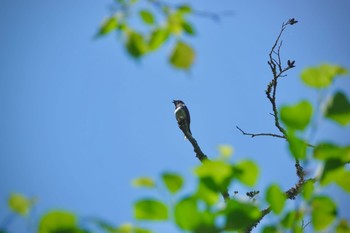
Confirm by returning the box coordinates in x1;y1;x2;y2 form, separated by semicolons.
1;0;350;232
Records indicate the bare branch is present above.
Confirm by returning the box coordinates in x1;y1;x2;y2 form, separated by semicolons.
236;126;286;139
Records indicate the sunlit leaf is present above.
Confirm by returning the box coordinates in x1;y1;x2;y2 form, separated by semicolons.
301;64;348;88
320;159;344;186
233;160;259;187
97;17;118;36
126;32;148;58
311;196;337;231
167;13;183;35
218;144;234;159
265;184;286;214
148;28;169;51
302;179;314;200
170;41;195;69
280;100;313;130
336;219;350;233
281;210;302;229
162;172;183;194
8;193;36;216
262;225;280;233
182;21;195;35
132;177;155;188
288;131;307;160
325;92;350;126
335;170;350;193
196;181;219;205
314;143;350;162
134;199;168;221
174;196;200;230
139;10;155;25
39;210;77;233
224;199;261;231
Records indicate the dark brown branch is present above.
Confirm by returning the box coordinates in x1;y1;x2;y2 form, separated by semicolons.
176;117;230;201
236;126;286;139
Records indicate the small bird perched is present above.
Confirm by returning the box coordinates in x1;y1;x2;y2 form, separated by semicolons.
173;100;192;137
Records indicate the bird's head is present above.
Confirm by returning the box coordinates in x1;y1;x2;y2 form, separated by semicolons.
172;100;184;107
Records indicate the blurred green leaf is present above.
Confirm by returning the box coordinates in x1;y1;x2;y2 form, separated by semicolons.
311;196;337;231
162;172;183;194
280;100;313;130
301;64;348;88
320;159;349;190
8;193;36;216
288;131;307;159
177;4;192;14
174;196;200;230
218;144;234;159
302;179;314;200
336;219;350;233
167;13;183;35
224;199;261;231
233;160;259;186
325;92;350;126
139;10;155;25
39;210;78;233
134;199;168;221
281;210;302;228
182;21;195;35
196;180;219;205
262;225;280;233
314;143;350;162
126;32;148;58
335;170;350;193
97;17;118;36
266;184;286;214
132;177;155;188
148;28;169;51
170;41;195;69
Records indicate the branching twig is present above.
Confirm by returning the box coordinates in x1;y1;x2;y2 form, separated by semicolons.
236;126;285;139
176;117;230;201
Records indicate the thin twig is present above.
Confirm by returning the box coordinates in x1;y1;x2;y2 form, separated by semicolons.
236;126;286;139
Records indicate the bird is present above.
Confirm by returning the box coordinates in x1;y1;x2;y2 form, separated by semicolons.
172;100;192;137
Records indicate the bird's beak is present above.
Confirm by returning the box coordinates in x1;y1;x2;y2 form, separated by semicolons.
172;100;176;104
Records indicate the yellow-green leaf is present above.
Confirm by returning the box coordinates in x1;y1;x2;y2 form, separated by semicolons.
174;196;200;230
8;193;36;216
280;100;313;130
311;196;337;231
301;64;348;89
288;130;307;160
302;179;314;200
336;219;350;233
218;144;234;159
139;10;155;25
134;199;168;221
326;92;350;126
39;210;77;233
266;184;286;214
126;32;148;58
97;17;118;36
162;172;183;194
169;41;195;69
132;177;155;188
148;28;169;51
234;160;259;187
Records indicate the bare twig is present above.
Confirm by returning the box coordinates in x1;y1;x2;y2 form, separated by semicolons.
176;117;230;201
236;126;286;139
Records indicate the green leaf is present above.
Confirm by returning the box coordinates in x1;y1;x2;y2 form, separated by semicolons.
170;41;195;69
196;181;219;205
162;172;183;194
335;170;350;193
311;196;337;231
182;21;195;35
39;210;77;233
97;17;118;36
320;159;345;186
132;177;155;188
174;196;200;230
280;100;313;130
262;225;280;233
177;4;192;14
325;92;350;126
301;64;348;88
336;219;350;233
125;32;148;58
167;13;183;35
134;199;168;221
218;144;234;159
281;210;302;228
288;131;307;159
302;179;314;200
234;160;259;186
195;160;234;192
8;193;36;216
148;28;169;51
314;143;350;162
224;199;261;231
139;10;155;25
265;184;286;214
